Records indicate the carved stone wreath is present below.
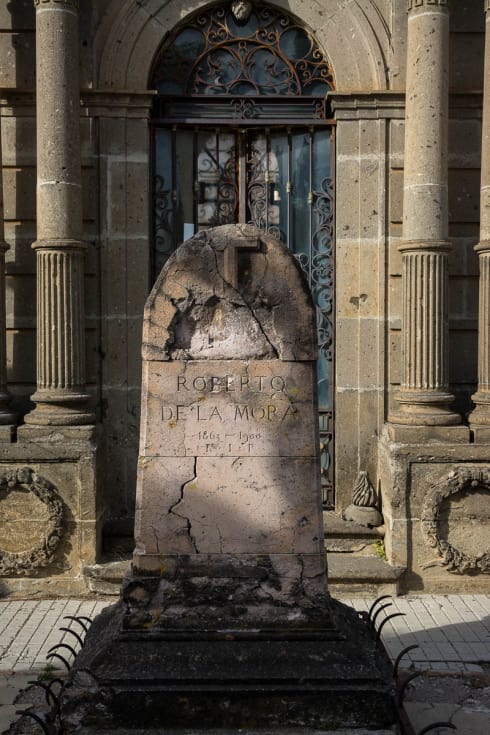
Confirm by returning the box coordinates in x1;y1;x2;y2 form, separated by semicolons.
421;467;490;575
0;468;64;576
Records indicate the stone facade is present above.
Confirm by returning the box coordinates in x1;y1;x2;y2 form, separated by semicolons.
0;0;488;595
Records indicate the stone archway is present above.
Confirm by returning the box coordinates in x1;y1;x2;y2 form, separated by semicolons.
94;0;391;92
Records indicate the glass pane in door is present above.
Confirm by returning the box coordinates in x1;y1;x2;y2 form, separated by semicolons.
197;130;237;228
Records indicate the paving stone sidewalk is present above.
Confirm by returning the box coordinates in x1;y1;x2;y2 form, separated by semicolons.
1;595;489;734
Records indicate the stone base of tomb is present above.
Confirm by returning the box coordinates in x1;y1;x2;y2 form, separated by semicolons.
60;597;397;733
122;553;340;635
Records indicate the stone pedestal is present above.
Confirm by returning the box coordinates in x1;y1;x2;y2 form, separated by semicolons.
60;226;396;732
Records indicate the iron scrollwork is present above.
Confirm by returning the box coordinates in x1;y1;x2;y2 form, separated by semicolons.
154;175;175;275
152;5;334;100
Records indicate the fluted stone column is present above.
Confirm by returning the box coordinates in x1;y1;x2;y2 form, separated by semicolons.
391;0;460;427
24;0;94;427
0;115;17;438
469;1;490;428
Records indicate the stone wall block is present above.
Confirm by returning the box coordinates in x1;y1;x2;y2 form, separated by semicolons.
6;331;36;384
80;118;97;165
336;241;361;319
126;239;150;316
2;167;36;221
81;167;97;225
389;171;403;225
84;330;99;386
448;169;481;223
449;329;478;384
1;117;36;166
124;162;149;238
450;32;484;91
0;33;35;88
101;239;128;319
335;319;359;392
389;275;402;323
358;242;380;316
79;521;100;566
0;1;35;29
334;392;363;508
389;119;405;168
389;231;403;275
127;317;143;388
6;274;36;328
448;119;482;168
335;158;361;239
5;227;37;271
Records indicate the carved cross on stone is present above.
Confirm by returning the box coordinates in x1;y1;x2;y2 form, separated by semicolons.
223;234;260;289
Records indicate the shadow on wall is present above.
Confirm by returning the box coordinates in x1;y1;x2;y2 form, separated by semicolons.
5;0;36;419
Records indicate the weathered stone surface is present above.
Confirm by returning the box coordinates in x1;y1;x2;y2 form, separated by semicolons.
0;443;100;595
130;224;327;627
142;225;316;363
62;600;396;733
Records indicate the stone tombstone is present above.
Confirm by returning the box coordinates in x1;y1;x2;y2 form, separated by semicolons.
61;225;396;733
128;223;330;631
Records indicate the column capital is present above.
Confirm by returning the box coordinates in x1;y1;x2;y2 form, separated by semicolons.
407;0;447;11
34;0;79;9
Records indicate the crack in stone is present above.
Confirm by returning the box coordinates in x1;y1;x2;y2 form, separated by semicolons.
212;247;279;358
149;526;161;554
298;555;307;598
167;457;200;553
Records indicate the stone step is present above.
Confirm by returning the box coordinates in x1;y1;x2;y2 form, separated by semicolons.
327;553;405;598
84;554;405;599
84;559;131;595
323;512;386;556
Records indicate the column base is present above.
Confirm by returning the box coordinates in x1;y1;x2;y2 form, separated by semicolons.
469;391;490;426
23;389;95;427
389;389;461;426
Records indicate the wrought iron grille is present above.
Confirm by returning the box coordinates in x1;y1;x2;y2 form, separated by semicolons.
151;3;335;509
151;4;333;98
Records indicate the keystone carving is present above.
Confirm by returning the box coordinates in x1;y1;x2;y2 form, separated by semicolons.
0;468;64;576
421;468;490;575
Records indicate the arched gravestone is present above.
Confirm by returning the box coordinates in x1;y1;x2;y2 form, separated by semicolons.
61;226;396;732
130;224;330;630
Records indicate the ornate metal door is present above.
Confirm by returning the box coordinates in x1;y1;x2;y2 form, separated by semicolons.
150;3;335;508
